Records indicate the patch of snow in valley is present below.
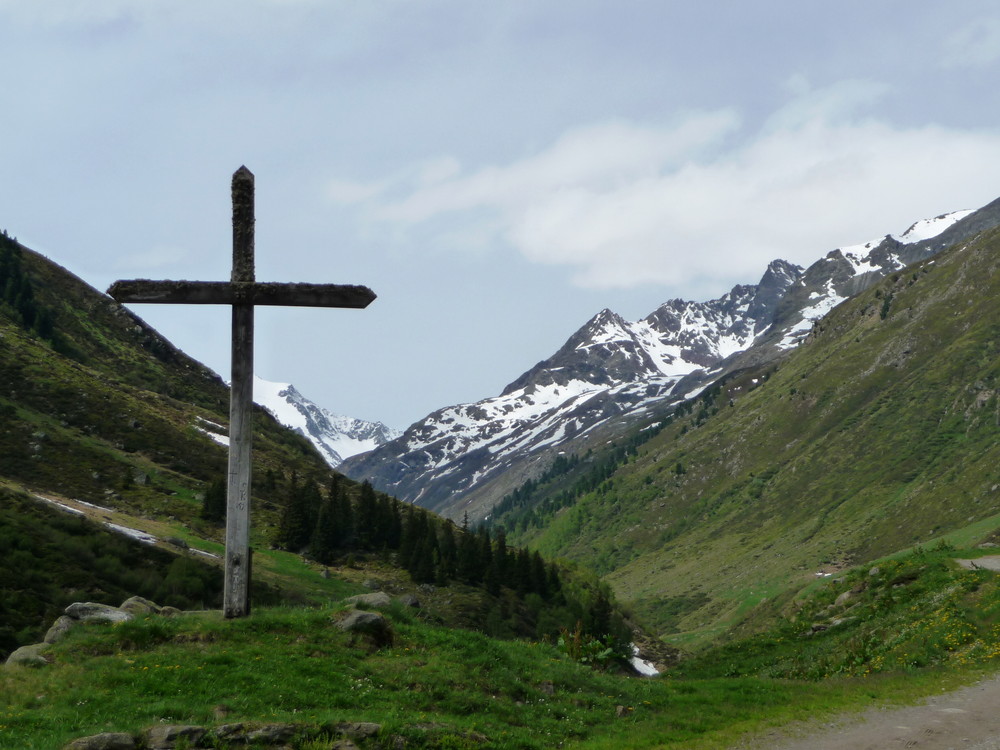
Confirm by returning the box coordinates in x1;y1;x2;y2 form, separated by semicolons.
104;522;158;545
195;424;230;447
631;645;659;676
73;498;113;513
34;495;86;516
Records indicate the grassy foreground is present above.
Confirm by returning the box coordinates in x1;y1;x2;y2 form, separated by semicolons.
0;600;980;750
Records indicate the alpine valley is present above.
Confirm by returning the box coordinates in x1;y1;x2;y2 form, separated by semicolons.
341;198;1000;525
9;190;1000;747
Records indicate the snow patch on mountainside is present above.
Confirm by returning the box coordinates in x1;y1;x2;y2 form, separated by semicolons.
254;376;401;467
895;210;975;243
776;208;973;350
340;202;994;519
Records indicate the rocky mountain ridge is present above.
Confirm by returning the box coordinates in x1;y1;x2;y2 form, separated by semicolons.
253;376;400;468
341;198;1000;521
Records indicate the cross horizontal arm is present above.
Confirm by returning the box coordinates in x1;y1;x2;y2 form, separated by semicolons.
108;279;376;309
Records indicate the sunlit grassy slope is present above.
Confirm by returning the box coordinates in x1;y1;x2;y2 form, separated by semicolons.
518;226;1000;644
0;586;983;750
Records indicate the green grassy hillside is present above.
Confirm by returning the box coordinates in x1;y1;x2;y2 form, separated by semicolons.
0;584;984;750
0;235;636;671
511;226;1000;645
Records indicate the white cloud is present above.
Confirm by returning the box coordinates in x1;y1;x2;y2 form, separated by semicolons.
332;84;1000;291
943;17;1000;68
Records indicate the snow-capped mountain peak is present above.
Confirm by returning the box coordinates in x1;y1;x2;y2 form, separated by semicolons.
253;376;400;468
894;209;975;244
340;198;1000;521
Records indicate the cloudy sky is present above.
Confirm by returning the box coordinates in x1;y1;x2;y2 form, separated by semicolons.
3;1;1000;429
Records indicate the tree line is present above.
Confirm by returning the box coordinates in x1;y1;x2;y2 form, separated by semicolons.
203;472;632;650
0;233;58;345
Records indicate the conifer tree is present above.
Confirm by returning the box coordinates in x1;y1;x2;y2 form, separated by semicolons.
410;535;437;584
329;475;353;547
309;496;338;565
530;551;548;597
513;547;532;594
437;521;457;582
493;526;509;580
354;480;378;549
398;503;417;564
200;478;226;524
457;528;483;585
276;475;316;552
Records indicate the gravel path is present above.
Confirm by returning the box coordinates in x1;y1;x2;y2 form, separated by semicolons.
733;673;1000;749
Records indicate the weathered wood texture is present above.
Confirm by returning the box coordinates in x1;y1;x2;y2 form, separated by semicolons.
225;167;256;619
107;280;376;308
106;166;376;619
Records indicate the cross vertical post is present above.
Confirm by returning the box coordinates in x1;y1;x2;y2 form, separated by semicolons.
107;166;377;619
226;166;256;618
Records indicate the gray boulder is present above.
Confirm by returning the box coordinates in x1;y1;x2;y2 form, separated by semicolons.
396;593;421;609
65;602;133;624
63;732;136;749
333;721;382;740
246;723;301;744
120;596;161;616
344;592;392;609
5;643;50;667
336;610;394;648
144;725;205;749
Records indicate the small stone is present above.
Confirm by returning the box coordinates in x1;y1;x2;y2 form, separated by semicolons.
396;594;421;609
213;704;234;720
335;722;382;740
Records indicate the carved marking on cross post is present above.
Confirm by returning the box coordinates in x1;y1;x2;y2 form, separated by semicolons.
108;166;376;618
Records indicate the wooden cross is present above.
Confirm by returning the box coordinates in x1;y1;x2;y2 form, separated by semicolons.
108;166;376;618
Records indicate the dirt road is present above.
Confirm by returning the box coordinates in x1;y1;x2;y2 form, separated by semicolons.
734;673;1000;749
